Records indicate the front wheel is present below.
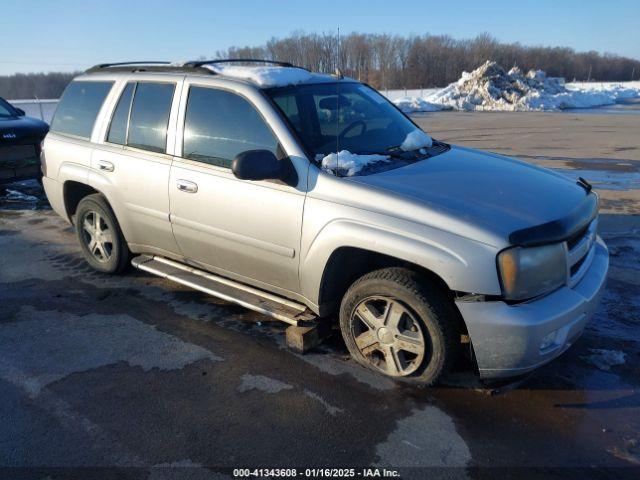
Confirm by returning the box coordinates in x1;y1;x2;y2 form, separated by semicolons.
75;194;130;274
339;267;458;385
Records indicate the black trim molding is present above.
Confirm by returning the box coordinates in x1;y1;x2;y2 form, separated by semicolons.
509;193;598;247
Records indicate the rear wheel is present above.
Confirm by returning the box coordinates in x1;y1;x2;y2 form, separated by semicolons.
75;194;130;274
339;267;458;385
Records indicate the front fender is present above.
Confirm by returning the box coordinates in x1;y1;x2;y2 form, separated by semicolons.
300;217;501;307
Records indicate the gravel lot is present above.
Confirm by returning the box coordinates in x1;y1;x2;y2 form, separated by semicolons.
1;111;639;479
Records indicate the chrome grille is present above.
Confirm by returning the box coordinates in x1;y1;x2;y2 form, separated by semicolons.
565;219;597;287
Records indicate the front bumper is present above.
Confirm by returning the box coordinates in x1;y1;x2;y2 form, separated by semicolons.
456;237;608;379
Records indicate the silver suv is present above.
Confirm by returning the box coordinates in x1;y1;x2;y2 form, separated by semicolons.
42;60;608;385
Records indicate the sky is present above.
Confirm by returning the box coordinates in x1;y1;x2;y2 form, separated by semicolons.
2;0;639;75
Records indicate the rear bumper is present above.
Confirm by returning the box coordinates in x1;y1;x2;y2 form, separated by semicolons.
42;176;68;221
456;237;608;379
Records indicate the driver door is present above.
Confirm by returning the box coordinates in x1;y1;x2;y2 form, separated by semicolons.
169;82;307;294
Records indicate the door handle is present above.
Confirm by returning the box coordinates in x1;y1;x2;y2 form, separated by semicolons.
176;179;198;193
97;160;115;172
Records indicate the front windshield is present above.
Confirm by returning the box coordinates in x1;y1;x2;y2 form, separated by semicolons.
267;82;420;158
0;98;17;118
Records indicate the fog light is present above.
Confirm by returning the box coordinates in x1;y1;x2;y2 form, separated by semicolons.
540;330;558;351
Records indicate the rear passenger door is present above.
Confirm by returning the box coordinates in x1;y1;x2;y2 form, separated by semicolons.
169;82;306;294
90;79;182;255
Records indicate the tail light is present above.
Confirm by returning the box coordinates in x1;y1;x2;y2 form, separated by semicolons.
39;139;47;177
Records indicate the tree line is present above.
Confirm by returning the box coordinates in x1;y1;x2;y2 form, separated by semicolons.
0;71;79;100
218;31;640;90
2;32;639;99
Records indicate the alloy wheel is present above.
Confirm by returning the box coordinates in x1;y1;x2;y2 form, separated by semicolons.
350;296;427;376
81;210;114;263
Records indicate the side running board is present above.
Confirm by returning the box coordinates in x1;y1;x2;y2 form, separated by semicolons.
131;255;316;326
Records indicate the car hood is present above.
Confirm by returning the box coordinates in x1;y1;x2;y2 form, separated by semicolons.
348;145;594;244
0;115;49;142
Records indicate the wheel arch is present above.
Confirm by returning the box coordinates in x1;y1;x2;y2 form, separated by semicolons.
62;180;99;223
316;246;455;316
62;180;131;244
300;219;498;313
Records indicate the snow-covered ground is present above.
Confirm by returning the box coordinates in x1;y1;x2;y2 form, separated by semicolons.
581;349;627;372
384;62;640;113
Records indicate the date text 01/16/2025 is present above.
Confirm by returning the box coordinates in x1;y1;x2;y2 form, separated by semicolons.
232;468;400;478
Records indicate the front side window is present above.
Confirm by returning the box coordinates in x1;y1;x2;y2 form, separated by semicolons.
127;82;175;153
107;82;135;145
50;81;113;139
183;86;278;168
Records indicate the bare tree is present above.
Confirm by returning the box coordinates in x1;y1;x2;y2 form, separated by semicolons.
215;31;640;88
4;32;639;99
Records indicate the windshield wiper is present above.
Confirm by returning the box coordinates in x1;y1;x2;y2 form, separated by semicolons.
359;146;406;159
392;140;448;158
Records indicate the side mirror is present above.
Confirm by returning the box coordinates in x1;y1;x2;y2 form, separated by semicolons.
232;149;284;182
15;108;25;116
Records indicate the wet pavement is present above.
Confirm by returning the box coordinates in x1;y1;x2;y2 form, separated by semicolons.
1;110;639;479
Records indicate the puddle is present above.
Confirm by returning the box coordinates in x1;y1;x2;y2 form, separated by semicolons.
552;168;640;191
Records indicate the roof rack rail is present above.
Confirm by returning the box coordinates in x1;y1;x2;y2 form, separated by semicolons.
185;58;303;69
91;61;172;69
84;59;310;76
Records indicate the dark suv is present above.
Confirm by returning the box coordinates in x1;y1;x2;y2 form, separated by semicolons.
0;97;49;185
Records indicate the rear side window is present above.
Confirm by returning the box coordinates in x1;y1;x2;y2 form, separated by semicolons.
51;81;113;139
127;82;175;153
183;86;278;168
107;83;135;145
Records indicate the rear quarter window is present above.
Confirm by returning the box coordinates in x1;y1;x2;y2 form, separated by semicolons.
50;81;113;139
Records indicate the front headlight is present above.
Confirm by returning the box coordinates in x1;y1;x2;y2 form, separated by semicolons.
497;243;567;301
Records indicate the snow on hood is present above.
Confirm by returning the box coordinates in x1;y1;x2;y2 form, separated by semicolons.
319;150;390;177
392;61;640;112
400;129;433;151
203;65;323;87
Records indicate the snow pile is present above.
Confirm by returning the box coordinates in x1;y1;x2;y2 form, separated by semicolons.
391;61;640;112
428;61;569;111
400;129;433;151
394;96;447;113
582;348;626;371
203;65;319;87
320;150;390;176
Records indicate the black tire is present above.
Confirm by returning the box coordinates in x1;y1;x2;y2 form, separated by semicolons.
75;194;130;274
339;267;458;386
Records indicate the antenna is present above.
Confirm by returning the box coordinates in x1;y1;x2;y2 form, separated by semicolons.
335;27;341;176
